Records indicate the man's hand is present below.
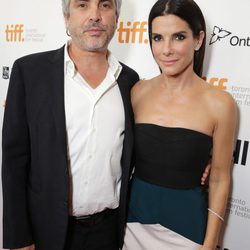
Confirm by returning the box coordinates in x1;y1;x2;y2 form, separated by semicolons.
201;163;211;186
12;244;35;250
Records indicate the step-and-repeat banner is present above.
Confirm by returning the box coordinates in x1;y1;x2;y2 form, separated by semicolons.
0;0;249;249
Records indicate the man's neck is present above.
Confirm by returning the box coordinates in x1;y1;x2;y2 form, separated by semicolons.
68;43;109;89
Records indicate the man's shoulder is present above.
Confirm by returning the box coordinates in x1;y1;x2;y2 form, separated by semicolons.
119;62;139;80
15;46;64;66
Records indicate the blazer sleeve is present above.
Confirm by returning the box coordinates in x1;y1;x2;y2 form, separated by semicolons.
2;59;33;248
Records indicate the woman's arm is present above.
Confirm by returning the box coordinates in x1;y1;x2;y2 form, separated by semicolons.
202;92;237;250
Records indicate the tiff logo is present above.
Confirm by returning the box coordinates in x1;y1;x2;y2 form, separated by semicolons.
203;77;228;91
5;24;25;42
117;21;148;44
234;139;249;166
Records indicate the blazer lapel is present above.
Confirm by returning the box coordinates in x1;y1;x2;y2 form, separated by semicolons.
117;72;134;168
48;46;68;157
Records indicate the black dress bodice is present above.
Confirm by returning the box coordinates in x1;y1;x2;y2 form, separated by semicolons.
134;123;213;189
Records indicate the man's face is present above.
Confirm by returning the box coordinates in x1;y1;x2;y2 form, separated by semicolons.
65;0;118;52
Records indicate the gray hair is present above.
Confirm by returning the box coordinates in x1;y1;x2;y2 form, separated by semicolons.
62;0;122;16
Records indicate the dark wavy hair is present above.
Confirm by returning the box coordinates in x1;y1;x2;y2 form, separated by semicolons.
148;0;206;77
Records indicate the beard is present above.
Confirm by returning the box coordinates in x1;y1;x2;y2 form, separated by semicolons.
69;21;116;52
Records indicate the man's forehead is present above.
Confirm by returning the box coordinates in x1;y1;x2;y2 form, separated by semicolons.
73;0;115;3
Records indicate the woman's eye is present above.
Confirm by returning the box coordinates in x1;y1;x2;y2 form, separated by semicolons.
175;34;186;41
152;34;162;42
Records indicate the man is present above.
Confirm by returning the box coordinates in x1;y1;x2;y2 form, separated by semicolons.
2;0;139;249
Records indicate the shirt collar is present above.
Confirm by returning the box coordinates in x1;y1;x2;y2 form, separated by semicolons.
64;40;76;78
107;51;122;81
64;40;122;80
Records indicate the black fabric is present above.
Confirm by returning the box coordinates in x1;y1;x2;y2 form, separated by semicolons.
64;211;118;250
69;208;117;226
134;123;213;189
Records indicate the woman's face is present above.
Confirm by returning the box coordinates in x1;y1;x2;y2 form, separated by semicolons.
151;14;203;76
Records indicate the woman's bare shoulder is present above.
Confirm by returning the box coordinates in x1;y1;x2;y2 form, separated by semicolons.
203;82;235;106
131;76;158;107
131;76;158;97
202;80;237;119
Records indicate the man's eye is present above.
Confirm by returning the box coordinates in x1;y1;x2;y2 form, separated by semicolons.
79;4;86;8
100;2;112;9
78;1;87;8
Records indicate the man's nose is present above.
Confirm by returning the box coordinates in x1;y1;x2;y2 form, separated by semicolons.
89;6;102;22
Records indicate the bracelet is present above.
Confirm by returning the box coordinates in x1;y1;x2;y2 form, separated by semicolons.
208;208;224;222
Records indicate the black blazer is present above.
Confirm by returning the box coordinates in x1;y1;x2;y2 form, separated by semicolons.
2;46;139;250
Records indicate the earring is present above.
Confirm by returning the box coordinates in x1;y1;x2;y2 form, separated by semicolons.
66;28;70;37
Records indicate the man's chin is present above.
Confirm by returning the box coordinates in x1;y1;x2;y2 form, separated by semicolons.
83;41;110;52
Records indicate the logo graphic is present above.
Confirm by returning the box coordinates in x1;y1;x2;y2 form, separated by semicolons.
2;66;10;80
5;24;25;42
5;24;46;43
209;26;231;45
117;21;148;44
209;25;250;47
203;77;228;91
231;85;250;107
234;139;249;166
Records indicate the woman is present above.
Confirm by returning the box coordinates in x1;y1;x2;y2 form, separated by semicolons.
123;0;237;249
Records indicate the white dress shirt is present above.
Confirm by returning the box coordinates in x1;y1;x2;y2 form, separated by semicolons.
64;43;124;216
